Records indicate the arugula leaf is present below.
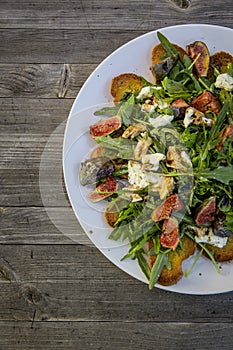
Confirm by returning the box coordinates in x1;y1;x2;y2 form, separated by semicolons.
149;252;169;289
157;32;180;58
95;135;137;159
94;105;119;116
118;94;136;126
226;212;233;230
135;251;151;281
198;166;233;185
162;77;192;99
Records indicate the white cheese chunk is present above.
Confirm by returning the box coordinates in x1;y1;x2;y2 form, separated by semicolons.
215;73;233;92
128;160;149;188
142;153;166;171
183;107;195;128
149;114;174;128
195;233;228;248
137;86;162;100
141;103;155;113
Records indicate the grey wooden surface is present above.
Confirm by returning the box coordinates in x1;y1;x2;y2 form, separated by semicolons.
0;1;233;349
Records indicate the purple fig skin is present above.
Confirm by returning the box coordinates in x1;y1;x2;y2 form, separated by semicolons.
195;197;216;226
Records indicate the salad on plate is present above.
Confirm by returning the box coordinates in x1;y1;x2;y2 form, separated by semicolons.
79;32;233;289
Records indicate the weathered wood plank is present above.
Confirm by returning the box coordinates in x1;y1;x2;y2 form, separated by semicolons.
0;207;89;244
0;245;232;322
0;321;232;349
0;64;96;98
0;29;144;64
0;0;232;29
0;98;73;134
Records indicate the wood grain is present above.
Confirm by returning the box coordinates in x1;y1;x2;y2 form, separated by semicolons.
0;0;232;29
1;0;233;348
0;64;96;98
0;321;232;350
0;245;233;322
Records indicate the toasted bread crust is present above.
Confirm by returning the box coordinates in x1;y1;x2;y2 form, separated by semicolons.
110;73;143;102
104;202;119;228
149;235;196;286
207;51;233;78
205;236;233;263
151;43;186;66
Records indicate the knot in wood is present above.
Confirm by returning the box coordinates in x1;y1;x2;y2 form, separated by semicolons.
0;258;18;282
21;284;46;306
170;0;191;9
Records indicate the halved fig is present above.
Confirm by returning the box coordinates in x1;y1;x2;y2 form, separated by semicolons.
190;90;222;115
160;217;179;250
171;98;189;118
88;176;118;202
110;73;143;102
151;194;183;222
215;125;233;150
186;41;210;77
171;98;189;109
195;197;216;226
90;115;121;138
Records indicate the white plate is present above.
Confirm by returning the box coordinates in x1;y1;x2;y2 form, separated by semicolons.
63;24;233;294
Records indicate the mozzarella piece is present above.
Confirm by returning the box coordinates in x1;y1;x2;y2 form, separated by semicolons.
183;107;194;128
137;86;162;100
195;233;228;248
149;114;174;128
157;100;170;109
183;107;213;128
215;73;233;92
128;160;149;188
191;226;228;248
141;103;155;113
142;153;166;171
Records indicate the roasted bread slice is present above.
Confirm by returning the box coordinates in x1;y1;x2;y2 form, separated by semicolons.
110;73;143;102
205;236;233;263
148;235;196;286
151;43;186;66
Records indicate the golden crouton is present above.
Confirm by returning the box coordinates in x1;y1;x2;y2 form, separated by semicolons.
151;43;186;66
148;235;196;286
206;236;233;263
110;73;143;102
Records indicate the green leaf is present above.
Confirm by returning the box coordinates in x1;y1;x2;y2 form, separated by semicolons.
118;94;136;126
149;252;169;290
162;77;192;99
199;166;233;185
94;105;119;116
226;212;233;230
95;135;137;159
135;251;151;281
157;32;179;57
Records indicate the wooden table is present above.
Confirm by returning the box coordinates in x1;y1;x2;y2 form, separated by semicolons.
0;1;233;349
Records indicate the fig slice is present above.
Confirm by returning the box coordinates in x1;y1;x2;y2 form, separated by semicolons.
90;115;121;138
190;90;222;115
151;194;183;222
186;41;210;77
215;125;233;150
160;217;179;250
88;176;118;202
195;197;216;226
